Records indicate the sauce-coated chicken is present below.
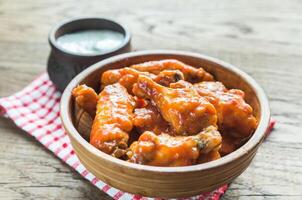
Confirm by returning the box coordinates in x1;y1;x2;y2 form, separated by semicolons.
131;59;213;82
170;81;257;139
101;67;184;93
133;100;173;135
89;83;135;157
72;84;99;117
133;75;217;135
127;126;221;166
194;81;258;139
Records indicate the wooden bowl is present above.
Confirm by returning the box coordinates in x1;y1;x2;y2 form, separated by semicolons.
60;50;270;198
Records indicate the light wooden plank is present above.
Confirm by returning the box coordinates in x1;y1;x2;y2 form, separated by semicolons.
0;0;301;199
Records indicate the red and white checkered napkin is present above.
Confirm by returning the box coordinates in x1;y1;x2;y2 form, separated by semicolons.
0;73;275;200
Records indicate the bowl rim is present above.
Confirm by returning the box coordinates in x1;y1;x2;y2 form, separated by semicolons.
48;16;131;58
60;50;270;173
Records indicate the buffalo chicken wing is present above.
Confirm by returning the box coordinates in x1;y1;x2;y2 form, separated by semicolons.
170;81;257;139
133;100;173;135
131;59;213;82
127;126;221;166
72;84;99;117
133;75;217;135
101;67;184;93
90;83;135;157
194;81;258;138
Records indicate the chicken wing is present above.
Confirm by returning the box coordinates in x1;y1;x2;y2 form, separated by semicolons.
90;83;135;157
194;81;258;138
131;59;214;82
170;81;257;138
133;99;173;135
133;75;217;135
101;68;154;92
72;84;99;117
101;67;184;92
127;126;221;166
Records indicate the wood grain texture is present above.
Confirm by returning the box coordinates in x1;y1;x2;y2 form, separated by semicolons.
0;0;301;199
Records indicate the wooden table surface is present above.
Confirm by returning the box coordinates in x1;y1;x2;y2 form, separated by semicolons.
0;0;301;199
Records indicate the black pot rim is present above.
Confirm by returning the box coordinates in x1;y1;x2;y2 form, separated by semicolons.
48;16;131;58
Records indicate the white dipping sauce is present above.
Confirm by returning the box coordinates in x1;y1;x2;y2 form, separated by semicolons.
57;30;124;54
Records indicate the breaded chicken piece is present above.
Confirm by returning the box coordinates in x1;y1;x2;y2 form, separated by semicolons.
72;84;99;117
194;81;258;138
170;81;258;139
133;75;217;135
127;126;221;166
133;99;173;135
131;59;213;82
90;83;135;157
101;67;184;92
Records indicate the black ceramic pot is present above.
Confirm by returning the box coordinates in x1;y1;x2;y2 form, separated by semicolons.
47;17;131;91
